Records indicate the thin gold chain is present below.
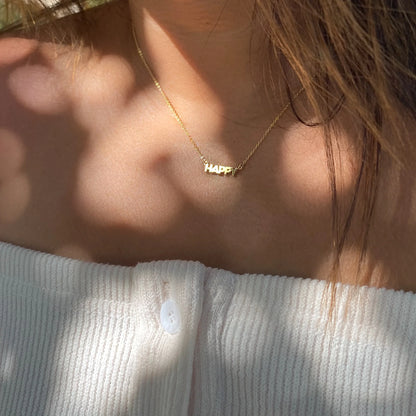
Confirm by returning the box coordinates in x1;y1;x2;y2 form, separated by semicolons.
132;26;305;176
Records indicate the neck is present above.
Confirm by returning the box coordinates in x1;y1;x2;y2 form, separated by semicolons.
134;0;256;34
129;0;283;122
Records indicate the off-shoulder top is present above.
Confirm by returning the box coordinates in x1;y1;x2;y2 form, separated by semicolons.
0;240;415;415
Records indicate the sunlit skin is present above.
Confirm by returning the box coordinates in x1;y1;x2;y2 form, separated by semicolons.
0;0;416;291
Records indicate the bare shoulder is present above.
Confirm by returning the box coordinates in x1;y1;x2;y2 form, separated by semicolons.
0;1;130;113
0;34;77;71
0;35;76;117
0;33;86;237
0;2;132;183
368;120;416;292
0;36;67;181
0;37;40;66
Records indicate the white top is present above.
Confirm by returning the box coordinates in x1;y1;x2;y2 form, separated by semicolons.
0;240;415;415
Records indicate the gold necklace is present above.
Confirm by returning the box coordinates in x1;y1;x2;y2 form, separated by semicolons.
132;26;305;177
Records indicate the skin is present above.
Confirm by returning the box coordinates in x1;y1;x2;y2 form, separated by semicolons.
0;0;416;291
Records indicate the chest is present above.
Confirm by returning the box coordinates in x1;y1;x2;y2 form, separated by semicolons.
0;98;337;276
1;63;416;292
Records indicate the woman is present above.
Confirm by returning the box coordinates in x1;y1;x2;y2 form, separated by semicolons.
0;0;415;414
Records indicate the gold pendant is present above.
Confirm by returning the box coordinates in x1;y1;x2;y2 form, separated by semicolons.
204;163;238;177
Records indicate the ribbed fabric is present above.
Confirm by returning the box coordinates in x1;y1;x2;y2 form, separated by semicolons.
0;241;415;415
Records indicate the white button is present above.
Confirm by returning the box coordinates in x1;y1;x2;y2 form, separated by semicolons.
160;299;182;334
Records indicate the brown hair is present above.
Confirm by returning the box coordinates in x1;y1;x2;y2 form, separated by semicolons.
2;0;416;304
255;0;416;302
